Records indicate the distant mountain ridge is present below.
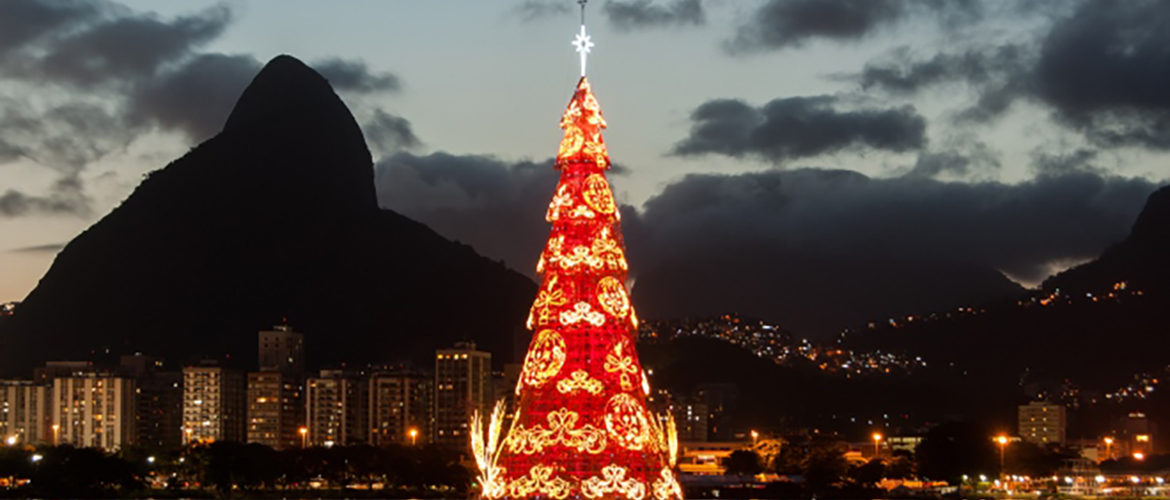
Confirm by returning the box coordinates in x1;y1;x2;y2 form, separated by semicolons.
633;246;1025;338
0;55;535;375
1045;184;1170;292
850;184;1170;387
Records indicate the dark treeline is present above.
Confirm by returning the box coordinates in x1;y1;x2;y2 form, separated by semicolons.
0;442;468;498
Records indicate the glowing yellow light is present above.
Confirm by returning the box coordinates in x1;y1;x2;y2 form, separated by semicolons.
527;276;567;329
507;464;573;500
581;464;646;500
520;329;567;388
546;183;574;222
604;393;652;451
560;301;605;326
651;467;683;500
604;341;638;390
505;408;607;455
556;370;604;395
596;276;631;320
582;174;617;215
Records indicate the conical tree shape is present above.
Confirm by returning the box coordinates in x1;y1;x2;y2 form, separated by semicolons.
472;78;682;500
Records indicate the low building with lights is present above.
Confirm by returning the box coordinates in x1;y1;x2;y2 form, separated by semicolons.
182;362;246;443
0;380;50;445
1018;401;1066;446
52;373;135;450
434;342;489;454
246;370;302;449
305;369;367;446
369;364;433;447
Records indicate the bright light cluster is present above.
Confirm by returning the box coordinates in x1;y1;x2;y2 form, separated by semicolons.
470;77;681;499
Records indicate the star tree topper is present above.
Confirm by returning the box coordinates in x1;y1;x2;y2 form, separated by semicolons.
572;0;594;76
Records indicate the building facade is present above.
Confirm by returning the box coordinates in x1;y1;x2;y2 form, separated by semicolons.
369;366;433;447
0;380;50;445
247;371;302;449
258;324;305;375
305;370;367;446
1018;401;1067;446
52;374;135;450
182;364;246;443
434;342;490;453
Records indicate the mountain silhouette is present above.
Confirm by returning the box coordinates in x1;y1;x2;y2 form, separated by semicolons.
0;55;535;375
1045;184;1170;292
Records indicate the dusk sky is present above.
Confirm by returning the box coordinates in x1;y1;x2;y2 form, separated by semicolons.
2;0;1168;301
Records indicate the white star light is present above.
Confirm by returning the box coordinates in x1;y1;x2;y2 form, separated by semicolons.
572;25;594;77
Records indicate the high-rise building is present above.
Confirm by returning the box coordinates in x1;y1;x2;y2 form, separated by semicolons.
0;380;50;445
247;371;302;449
258;324;305;375
182;363;246;443
434;343;490;454
305;369;367;446
52;374;136;450
135;371;183;449
369;365;433;447
1018;401;1067;446
120;354;183;449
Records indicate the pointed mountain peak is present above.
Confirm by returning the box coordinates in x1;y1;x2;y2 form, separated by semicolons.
224;55;347;133
1129;185;1170;248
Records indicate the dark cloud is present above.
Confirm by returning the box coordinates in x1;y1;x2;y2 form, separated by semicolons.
372;150;1154;289
1030;148;1103;177
634;168;1156;286
1032;0;1170;149
671;96;926;162
855;1;1170;141
859;45;1027;95
0;0;101;53
727;0;980;53
314;57;401;93
512;0;572;22
8;243;65;253
0;175;89;217
374;152;560;273
128;53;260;140
363;109;420;154
602;0;704;31
9;4;231;87
907;140;1000;178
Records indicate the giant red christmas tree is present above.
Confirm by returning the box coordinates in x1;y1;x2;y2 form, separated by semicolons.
470;14;682;500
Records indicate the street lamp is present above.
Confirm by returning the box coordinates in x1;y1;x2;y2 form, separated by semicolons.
408;427;419;446
1104;437;1114;461
51;424;59;446
184;427;193;446
996;435;1009;473
872;432;883;458
751;430;759;445
299;426;309;448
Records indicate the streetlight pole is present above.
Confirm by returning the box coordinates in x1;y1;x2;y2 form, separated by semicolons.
299;426;308;448
872;432;883;458
1104;437;1114;461
409;427;419;446
996;435;1009;473
51;424;59;446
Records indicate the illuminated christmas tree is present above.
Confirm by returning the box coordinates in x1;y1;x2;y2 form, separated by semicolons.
470;5;682;500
